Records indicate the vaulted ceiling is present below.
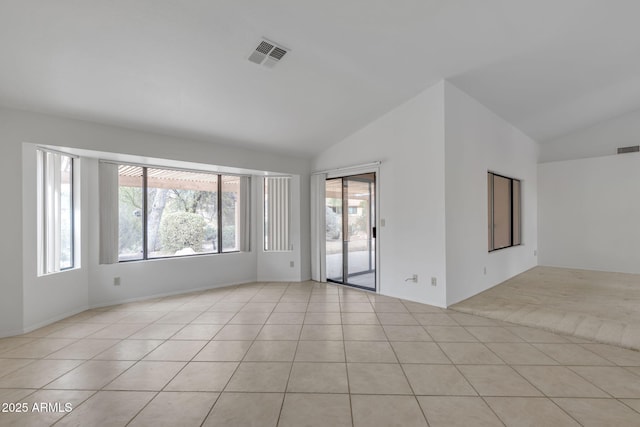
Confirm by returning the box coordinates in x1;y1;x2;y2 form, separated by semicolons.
1;1;639;157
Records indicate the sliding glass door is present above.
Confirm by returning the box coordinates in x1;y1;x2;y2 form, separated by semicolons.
326;173;376;290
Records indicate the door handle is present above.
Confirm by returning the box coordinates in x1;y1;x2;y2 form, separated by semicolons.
372;227;376;238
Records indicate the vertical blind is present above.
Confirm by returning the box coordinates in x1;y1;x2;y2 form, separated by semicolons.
264;176;291;251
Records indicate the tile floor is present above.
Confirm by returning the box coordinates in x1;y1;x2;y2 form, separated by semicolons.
1;281;640;426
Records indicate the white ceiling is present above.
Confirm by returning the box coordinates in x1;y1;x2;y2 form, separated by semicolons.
1;0;639;157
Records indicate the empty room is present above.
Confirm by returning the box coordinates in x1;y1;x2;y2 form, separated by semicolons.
1;1;640;426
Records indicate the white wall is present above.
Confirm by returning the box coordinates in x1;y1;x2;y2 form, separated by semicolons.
1;107;311;337
540;108;640;162
314;82;448;307
444;82;539;306
538;153;640;273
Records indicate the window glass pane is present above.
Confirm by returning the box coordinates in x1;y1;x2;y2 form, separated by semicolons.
222;175;240;252
59;156;73;269
492;175;512;249
118;165;144;261
513;179;521;246
147;168;218;258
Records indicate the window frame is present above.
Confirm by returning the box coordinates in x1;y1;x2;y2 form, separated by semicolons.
488;171;522;252
37;149;78;275
117;163;247;262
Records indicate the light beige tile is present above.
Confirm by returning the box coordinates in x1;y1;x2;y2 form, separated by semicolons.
0;358;34;378
265;312;305;325
192;311;236;324
193;341;252;361
413;313;458;326
87;323;146;339
581;343;640;366
371;302;409;313
0;389;94;427
0;388;36;403
439;343;504;364
425;326;478;342
45;339;119;360
449;313;500;326
93;340;163;360
156;311;201;324
458;365;542;396
300;324;343;340
402;364;476;396
485;397;579;426
225;362;291;392
304;312;342;324
377;312;419;326
256;324;301;340
352;395;427;427
279;393;352;427
553;398;640;426
287;362;348;393
383;325;432;341
244;340;297;361
514;366;609;397
307;302;341;312
203;392;283;427
117;311;168;323
403;302;443;313
241;302;277;312
47;323;109;339
129;391;217;427
533;343;614;365
341;302;374;313
165;362;238;391
208;302;245;312
345;341;397;363
213;324;263;340
273;302;307;312
0;337;34;353
170;324;223;340
418;396;503;427
485;342;558;365
341;313;380;325
143;340;207;361
0;359;82;388
569;366;640;398
104;361;185;391
295;340;345;362
343;324;387;341
129;323;184;339
466;327;524;342
228;311;270;324
506;326;569;343
45;360;134;390
1;338;76;358
55;391;155;427
347;363;412;394
622;398;640;412
391;342;450;364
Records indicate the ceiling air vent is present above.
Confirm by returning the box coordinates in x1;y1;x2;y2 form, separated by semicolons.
617;145;640;154
248;39;289;68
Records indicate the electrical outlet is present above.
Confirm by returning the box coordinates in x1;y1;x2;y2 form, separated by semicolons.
113;277;121;286
431;277;437;286
290;261;294;268
381;219;386;227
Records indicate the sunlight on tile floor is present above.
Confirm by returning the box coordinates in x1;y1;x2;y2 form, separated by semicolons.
1;281;640;426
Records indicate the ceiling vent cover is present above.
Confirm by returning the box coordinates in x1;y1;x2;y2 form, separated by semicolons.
248;39;289;68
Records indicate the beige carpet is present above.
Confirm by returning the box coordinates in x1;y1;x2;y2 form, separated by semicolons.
451;266;640;350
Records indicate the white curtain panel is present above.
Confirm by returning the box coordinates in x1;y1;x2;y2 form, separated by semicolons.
265;177;291;251
310;173;327;282
98;162;119;264
239;176;251;252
